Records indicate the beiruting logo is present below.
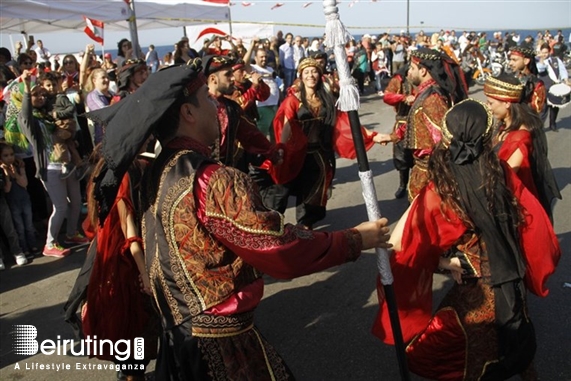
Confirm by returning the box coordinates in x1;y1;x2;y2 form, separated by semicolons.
12;325;144;361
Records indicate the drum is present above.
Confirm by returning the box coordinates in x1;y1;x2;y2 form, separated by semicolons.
547;83;571;107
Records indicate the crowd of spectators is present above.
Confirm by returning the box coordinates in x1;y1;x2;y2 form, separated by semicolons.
0;28;569;270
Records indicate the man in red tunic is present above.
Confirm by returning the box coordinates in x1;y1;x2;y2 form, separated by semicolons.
381;64;414;199
204;55;281;172
378;48;467;200
226;59;270;124
509;45;547;117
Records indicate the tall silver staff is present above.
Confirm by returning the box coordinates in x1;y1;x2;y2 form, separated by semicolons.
321;1;410;379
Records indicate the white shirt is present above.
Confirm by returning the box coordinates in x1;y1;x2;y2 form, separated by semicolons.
538;57;569;83
251;64;280;106
34;46;51;63
458;35;469;52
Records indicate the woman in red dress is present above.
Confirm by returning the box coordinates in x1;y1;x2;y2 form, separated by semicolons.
82;144;158;380
373;99;560;381
262;57;380;229
484;73;560;219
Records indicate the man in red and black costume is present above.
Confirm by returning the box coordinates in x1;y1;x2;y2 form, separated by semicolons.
379;48;468;200
202;35;236;57
87;59;392;381
204;55;281;172
382;64;415;199
509;45;547;118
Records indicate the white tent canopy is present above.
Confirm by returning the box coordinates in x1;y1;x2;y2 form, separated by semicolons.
0;0;230;35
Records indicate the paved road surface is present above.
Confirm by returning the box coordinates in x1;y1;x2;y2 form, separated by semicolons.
1;85;570;381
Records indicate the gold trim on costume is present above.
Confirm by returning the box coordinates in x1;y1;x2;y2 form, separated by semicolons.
483;76;524;103
253;328;278;381
297;57;323;75
160;151;207;313
168;177;208;310
205;211;285;236
410;49;441;62
405;306;469;380
509;46;535;59
157;150;205;318
441;98;493;148
192;324;254;338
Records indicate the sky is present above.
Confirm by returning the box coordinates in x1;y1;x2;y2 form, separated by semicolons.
1;0;570;54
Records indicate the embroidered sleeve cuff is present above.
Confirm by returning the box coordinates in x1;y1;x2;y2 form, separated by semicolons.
345;228;363;262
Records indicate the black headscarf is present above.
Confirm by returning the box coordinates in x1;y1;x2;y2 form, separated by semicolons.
443;99;540;378
411;47;468;104
509;46;538;76
442;99;526;286
86;59;205;223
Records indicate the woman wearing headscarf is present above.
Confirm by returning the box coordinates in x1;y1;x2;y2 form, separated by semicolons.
373;99;560;380
484;73;561;220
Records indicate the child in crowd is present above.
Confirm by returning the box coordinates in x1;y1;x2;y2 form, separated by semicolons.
0;142;28;269
40;72;83;179
0;142;38;259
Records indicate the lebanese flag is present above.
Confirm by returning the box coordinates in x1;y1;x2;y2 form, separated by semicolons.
83;16;104;45
302;2;313;7
271;2;284;10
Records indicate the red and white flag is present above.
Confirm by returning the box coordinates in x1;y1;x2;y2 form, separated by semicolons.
83;16;104;45
271;2;284;10
302;2;313;7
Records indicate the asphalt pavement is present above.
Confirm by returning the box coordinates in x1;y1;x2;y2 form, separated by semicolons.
1;84;570;381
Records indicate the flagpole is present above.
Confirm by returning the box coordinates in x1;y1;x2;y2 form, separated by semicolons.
322;1;410;380
127;0;143;59
228;3;233;37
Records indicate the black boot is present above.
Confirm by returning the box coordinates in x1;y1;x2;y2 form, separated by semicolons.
394;169;409;199
549;106;559;132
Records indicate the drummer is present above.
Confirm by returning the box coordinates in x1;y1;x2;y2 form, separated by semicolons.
537;42;570;132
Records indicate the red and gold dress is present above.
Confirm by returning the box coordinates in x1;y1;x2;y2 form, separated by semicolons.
402;79;449;200
373;167;560;381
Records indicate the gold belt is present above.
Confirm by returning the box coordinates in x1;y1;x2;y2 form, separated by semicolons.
191;311;254;338
413;156;430;170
